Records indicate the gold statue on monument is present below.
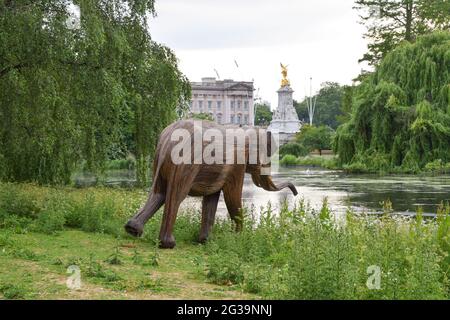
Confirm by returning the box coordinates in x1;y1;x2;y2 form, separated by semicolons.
280;63;290;87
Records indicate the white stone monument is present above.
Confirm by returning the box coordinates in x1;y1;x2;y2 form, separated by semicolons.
268;64;301;145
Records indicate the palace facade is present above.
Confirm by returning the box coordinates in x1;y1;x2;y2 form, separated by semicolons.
189;78;255;126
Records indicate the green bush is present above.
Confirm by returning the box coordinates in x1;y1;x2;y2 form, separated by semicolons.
206;252;245;285
0;183;136;237
295;156;339;169
79;196;116;234
0;184;41;220
105;158;136;171
280;155;299;166
424;160;450;174
280;155;339;169
33;208;66;235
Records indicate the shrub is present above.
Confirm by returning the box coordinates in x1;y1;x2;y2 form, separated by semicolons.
105;158;136;171
0;184;41;220
280;155;299;166
33;208;66;235
206;252;245;285
0;183;139;237
424;160;450;174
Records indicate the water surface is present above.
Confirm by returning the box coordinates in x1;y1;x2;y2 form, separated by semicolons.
74;167;450;217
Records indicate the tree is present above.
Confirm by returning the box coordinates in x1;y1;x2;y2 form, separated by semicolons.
190;113;214;121
294;82;345;129
279;142;308;159
296;125;334;156
336;85;354;125
254;102;272;126
354;0;450;65
334;32;450;172
294;99;309;124
0;0;190;186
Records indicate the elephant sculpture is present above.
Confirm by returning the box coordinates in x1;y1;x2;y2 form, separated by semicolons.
125;120;298;248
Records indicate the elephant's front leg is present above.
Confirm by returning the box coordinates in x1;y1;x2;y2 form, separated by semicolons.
199;191;221;243
223;169;245;232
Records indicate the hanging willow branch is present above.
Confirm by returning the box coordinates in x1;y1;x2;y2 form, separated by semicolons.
334;32;450;173
0;0;190;185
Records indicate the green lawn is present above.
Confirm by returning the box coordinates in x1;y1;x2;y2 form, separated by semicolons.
0;229;255;300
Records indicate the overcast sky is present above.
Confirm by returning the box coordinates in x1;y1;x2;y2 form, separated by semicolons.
149;0;370;109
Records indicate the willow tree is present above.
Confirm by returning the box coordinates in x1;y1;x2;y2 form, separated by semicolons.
334;32;450;172
0;0;190;186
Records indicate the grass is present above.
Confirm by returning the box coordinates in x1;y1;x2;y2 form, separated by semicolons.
205;201;450;299
0;182;449;300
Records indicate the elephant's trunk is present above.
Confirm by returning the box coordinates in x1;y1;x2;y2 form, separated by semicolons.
251;172;298;196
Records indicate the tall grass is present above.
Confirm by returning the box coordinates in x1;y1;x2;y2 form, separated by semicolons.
0;182;448;299
0;183;200;240
205;200;450;299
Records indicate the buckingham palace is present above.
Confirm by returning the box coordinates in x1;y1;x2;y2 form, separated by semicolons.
189;77;255;126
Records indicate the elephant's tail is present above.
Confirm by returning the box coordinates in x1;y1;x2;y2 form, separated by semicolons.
150;139;166;194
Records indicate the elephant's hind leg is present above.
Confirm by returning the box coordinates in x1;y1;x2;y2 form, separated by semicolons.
125;192;165;237
199;191;221;243
159;166;199;249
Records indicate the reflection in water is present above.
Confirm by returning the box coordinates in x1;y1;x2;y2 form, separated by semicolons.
74;167;450;217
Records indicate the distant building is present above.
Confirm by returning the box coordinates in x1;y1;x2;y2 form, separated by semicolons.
189;78;255;126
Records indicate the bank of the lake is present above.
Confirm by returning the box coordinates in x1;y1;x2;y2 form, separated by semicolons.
73;164;450;218
280;155;450;175
0;183;449;299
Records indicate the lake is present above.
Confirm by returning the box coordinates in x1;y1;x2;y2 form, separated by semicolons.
74;167;450;217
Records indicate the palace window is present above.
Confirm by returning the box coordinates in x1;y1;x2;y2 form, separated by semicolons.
244;115;248;124
230;101;235;111
237;114;242;124
198;101;203;111
217;101;222;110
208;101;212;110
237;101;241;110
244;101;249;110
230;115;234;124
